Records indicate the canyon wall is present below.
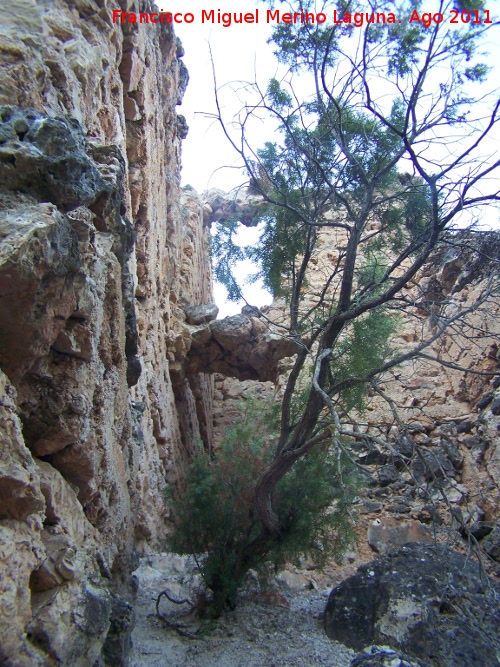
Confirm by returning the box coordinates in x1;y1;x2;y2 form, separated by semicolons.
0;1;213;664
1;3;499;665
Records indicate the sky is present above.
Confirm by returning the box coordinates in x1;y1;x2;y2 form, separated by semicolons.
166;1;500;316
174;0;275;193
174;0;278;314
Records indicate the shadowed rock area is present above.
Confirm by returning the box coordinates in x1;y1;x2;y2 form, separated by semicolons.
0;107;106;210
325;543;500;667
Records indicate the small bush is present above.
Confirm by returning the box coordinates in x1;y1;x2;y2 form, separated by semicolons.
167;398;356;616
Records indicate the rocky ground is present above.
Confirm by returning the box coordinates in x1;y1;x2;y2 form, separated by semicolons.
129;542;500;667
129;553;356;667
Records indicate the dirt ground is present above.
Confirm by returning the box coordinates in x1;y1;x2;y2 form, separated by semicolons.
129;553;357;667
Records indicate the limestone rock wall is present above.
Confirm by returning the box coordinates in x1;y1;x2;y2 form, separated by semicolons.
0;3;498;661
0;2;213;664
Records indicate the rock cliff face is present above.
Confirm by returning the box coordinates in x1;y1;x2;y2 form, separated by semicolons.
0;2;211;664
1;3;499;665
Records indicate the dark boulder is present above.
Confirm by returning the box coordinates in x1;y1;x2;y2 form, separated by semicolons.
457;420;473;434
460;520;495;541
476;390;494;411
377;464;400;487
412;448;455;483
439;440;463;470
490;397;500;416
356;448;389;466
0;106;106;211
325;543;500;667
395;434;415;459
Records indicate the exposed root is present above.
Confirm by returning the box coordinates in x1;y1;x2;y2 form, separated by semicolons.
155;590;201;640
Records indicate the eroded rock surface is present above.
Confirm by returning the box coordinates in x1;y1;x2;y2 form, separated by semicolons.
203;188;267;227
367;517;431;555
0;0;213;663
0;107;106;210
0;370;123;667
183;303;219;325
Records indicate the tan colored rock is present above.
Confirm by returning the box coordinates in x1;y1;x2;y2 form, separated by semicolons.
0;0;214;663
36;459;96;547
367;517;432;554
0;372;44;520
0;199;80;382
0;523;47;666
185;314;297;382
27;581;114;667
0;370;46;665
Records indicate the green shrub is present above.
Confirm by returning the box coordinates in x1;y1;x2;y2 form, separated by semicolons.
167;398;356;616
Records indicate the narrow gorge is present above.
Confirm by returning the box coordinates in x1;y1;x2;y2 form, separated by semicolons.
0;2;499;666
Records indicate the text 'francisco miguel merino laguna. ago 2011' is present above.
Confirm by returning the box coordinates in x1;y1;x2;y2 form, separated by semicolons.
111;8;494;28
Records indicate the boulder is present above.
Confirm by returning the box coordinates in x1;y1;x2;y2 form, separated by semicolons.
377;464;399;487
439;440;463;470
482;523;500;561
394;434;415;459
241;304;263;318
325;543;500;667
459;520;494;541
476;390;494;411
183;303;219;325
356;448;389;466
490;397;500;416
367;518;431;555
412;448;455;483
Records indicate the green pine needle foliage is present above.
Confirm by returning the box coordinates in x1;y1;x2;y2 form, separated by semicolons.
331;309;396;412
167;398;356;615
211;218;246;301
